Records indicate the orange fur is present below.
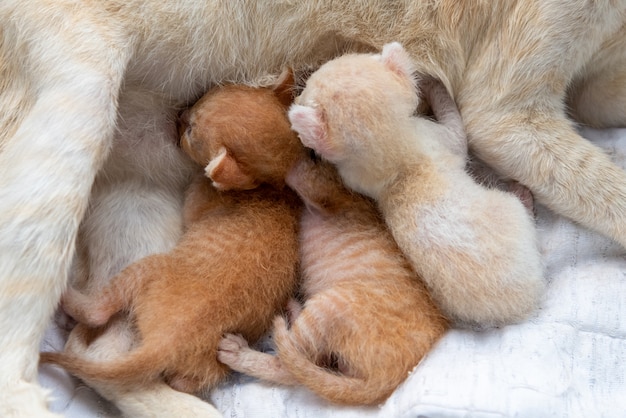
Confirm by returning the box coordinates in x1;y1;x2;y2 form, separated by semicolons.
40;75;303;394
219;157;448;405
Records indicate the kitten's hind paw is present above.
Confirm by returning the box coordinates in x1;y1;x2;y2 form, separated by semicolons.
217;333;297;385
217;333;249;367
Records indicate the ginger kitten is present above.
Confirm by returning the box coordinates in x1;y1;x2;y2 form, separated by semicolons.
218;155;448;405
288;43;544;328
40;72;303;393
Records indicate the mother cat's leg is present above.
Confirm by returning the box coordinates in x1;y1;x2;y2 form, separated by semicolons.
0;3;130;415
566;24;626;128
461;98;626;249
456;1;626;249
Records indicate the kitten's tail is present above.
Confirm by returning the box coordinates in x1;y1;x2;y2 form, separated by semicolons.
40;343;166;387
273;316;397;406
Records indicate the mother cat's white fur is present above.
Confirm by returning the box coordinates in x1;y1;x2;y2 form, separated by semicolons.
1;1;625;416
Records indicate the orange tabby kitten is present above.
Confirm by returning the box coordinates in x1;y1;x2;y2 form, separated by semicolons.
218;155;448;405
40;73;303;394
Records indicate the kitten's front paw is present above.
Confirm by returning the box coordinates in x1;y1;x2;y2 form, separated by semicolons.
217;333;249;366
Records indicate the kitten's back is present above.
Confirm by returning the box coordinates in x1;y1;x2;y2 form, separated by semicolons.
276;157;447;405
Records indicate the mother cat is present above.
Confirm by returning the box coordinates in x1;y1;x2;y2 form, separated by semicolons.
1;1;625;416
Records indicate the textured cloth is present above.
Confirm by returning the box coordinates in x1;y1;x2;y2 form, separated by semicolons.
40;127;626;417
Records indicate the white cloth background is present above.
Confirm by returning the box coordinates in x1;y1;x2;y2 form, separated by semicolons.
40;127;626;418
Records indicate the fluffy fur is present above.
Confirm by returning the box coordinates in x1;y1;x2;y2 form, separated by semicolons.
218;155;447;405
289;43;544;327
1;1;625;415
40;78;302;394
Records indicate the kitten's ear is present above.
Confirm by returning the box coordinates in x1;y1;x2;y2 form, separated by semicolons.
205;147;255;190
288;104;336;159
273;68;295;107
381;42;416;83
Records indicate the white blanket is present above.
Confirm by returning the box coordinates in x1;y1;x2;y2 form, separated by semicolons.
39;126;626;418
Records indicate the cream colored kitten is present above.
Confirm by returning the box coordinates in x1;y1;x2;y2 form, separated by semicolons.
1;1;625;415
218;155;447;405
289;43;544;327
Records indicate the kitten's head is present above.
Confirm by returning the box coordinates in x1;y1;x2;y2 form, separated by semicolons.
179;69;303;191
288;42;419;196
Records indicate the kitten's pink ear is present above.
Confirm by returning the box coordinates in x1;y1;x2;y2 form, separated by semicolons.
273;68;295;108
205;147;255;190
288;104;335;158
381;42;416;83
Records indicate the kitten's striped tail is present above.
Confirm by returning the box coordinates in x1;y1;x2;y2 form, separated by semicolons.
39;342;165;388
273;316;397;406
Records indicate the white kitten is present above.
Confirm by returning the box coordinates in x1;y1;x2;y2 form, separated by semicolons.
289;43;544;327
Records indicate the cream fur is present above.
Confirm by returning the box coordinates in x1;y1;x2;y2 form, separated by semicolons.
0;1;625;415
289;43;544;327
